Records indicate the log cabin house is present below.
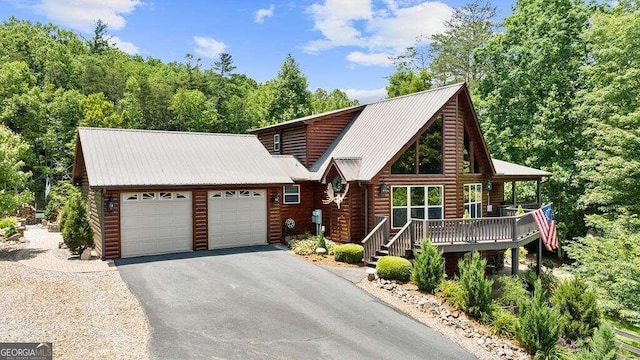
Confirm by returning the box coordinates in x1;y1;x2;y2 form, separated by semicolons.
73;83;550;274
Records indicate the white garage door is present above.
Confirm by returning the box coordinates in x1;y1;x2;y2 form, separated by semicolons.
120;192;192;257
208;190;267;249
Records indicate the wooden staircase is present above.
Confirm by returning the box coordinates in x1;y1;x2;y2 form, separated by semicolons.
365;244;389;268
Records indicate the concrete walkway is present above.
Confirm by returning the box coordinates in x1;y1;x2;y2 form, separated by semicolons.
18;226;115;273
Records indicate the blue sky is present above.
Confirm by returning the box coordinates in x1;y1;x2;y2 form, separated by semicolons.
0;0;515;103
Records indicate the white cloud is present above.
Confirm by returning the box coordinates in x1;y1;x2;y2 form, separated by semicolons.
343;87;387;104
346;51;393;67
193;36;227;59
254;4;275;23
305;0;453;67
110;36;139;55
31;0;142;32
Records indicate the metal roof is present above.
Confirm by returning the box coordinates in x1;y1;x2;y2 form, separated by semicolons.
329;158;362;182
310;83;465;181
250;104;365;132
492;158;552;178
77;128;293;187
272;155;312;181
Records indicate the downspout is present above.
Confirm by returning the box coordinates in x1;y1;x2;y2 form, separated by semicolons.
100;186;106;261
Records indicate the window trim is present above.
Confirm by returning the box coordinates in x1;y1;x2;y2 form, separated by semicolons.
391;185;444;229
464;183;482;218
283;184;300;204
274;133;281;152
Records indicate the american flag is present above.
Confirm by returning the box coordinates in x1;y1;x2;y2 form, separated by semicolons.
532;204;558;251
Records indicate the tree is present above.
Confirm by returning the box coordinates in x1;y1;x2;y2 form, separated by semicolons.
311;88;359;113
458;251;493;319
410;239;445;292
516;279;562;358
474;0;593;240
89;20;110;54
168;88;217;132
577;5;640;234
266;54;312;124
213;52;236;77
119;77;143;128
80;93;123;128
430;0;496;89
576;325;617;360
551;278;601;341
386;65;431;98
60;192;93;255
0;125;33;215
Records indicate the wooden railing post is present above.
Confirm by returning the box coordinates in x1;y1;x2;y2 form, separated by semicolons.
410;221;416;247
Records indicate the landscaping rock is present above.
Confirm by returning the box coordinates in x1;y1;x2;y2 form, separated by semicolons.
315;247;327;255
7;233;21;242
80;248;92;260
366;268;376;281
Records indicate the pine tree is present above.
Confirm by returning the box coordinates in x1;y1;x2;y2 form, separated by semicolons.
458;251;493;319
61;192;94;255
411;238;445;292
516;279;561;358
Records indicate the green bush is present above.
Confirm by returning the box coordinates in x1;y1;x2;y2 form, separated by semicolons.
4;223;17;237
334;244;364;264
436;279;465;309
44;182;77;222
0;217;18;229
60;193;94;255
459;251;493;320
521;264;557;298
289;237;335;256
576;324;617;360
552;278;601;341
376;256;412;282
495;275;529;309
410;238;444;292
490;306;518;337
516;279;561;358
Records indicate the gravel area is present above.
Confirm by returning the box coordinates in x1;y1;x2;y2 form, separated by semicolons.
358;278;531;360
0;243;150;359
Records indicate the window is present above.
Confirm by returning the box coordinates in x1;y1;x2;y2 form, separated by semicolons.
158;192;172;200
463;129;480;174
391;116;443;174
283;185;300;204
225;191;237;198
239;190;251;198
464;183;482;218
174;192;189;199
210;191;223;199
124;193;139;201
274;134;281;152
391;185;444;228
252;191;265;198
141;192;156;201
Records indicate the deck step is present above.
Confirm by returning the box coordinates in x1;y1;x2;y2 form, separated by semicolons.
366;261;377;268
376;249;389;256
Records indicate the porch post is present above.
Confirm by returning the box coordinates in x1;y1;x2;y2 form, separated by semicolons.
536;180;542;206
511;181;517;206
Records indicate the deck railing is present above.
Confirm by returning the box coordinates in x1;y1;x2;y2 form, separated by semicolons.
412;211;539;246
387;221;413;257
361;216;388;262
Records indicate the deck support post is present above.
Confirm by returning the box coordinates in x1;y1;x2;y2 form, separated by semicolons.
511;247;519;275
511;181;517;206
536;237;542;276
536;180;542;206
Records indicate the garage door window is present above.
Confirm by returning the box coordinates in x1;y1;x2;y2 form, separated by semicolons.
142;192;155;201
159;192;172;200
175;192;189;199
124;193;139;201
283;185;300;204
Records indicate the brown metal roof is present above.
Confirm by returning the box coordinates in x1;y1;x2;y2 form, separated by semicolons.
77;127;293;187
310;83;465;181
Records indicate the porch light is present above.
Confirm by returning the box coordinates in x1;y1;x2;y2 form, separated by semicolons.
484;180;492;191
271;191;280;205
107;195;115;212
380;179;389;196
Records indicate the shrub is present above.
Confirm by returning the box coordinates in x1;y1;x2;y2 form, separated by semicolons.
521;264;557;297
495;275;529;309
551;278;601;341
490;306;518;337
4;223;17;237
316;230;326;250
516;279;561;358
576;324;617;360
0;217;18;229
458;251;493;320
436;279;465;309
60;193;94;255
410;238;444;292
324;239;336;255
289;237;335;256
376;256;412;282
44;182;77;222
334;244;364;264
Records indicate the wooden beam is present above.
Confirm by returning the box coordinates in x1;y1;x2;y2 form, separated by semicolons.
511;181;517;206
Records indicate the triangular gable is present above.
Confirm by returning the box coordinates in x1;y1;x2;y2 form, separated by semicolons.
459;87;495;175
320;157;362;183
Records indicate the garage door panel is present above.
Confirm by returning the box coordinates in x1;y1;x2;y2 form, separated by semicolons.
121;192;193;258
208;190;267;250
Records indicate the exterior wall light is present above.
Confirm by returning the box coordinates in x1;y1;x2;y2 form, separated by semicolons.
107;195;116;212
380;179;389;196
271;191;280;205
484;180;493;191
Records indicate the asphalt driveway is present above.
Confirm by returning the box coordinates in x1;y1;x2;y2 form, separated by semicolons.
117;246;475;360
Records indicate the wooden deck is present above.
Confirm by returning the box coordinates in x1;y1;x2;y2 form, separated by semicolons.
386;212;541;256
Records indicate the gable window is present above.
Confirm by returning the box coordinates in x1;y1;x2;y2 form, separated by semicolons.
283;185;300;204
464;183;482;218
391;116;443;174
391;185;443;228
274;134;281;152
463;129;480;174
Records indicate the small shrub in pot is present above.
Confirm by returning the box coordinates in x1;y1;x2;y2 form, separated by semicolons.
376;256;412;282
334;244;364;264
